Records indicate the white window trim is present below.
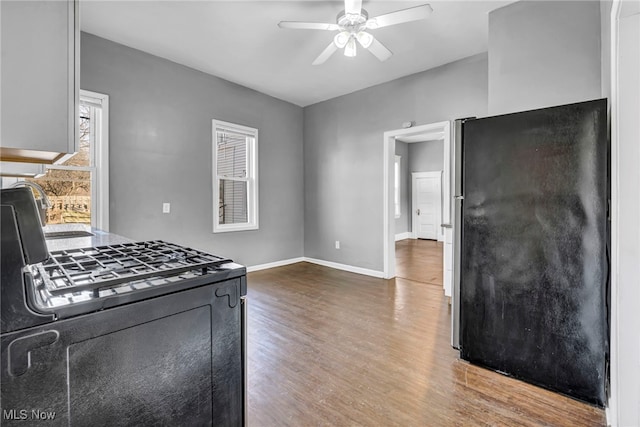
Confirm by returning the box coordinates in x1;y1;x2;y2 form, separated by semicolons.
42;89;109;230
212;119;259;233
83;90;109;231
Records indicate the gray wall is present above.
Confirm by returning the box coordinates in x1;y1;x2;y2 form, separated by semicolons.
80;33;304;267
394;141;410;235
303;53;488;271
600;0;612;101
488;1;602;115
408;140;444;173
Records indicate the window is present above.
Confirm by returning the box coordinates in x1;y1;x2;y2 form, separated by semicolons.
394;155;401;218
26;90;109;229
212;120;258;233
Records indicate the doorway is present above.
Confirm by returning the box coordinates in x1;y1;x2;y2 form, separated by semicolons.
382;121;452;296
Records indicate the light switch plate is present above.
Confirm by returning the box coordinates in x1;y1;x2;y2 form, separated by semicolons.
162;203;171;214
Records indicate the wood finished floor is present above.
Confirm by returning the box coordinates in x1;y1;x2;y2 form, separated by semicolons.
395;239;444;286
246;240;605;426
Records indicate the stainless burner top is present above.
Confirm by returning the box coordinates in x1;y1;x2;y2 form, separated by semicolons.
30;241;234;310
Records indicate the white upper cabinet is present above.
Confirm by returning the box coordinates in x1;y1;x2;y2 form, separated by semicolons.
0;0;79;164
0;162;46;179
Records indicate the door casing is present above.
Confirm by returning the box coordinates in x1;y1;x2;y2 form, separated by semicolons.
382;121;451;288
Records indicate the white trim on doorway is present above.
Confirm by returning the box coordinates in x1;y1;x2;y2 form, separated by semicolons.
383;121;451;280
607;4;621;425
607;0;640;425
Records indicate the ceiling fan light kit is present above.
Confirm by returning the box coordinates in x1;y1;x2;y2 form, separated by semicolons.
356;31;373;49
334;32;350;48
278;1;433;65
344;37;357;57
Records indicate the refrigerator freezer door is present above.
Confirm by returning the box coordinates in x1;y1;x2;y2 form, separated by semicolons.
460;99;608;406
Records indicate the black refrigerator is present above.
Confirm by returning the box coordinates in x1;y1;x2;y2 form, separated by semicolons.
458;99;609;406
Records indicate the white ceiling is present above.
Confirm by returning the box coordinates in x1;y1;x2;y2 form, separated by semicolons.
80;0;513;107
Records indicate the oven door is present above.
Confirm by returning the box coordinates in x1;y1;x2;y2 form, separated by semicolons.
1;278;244;426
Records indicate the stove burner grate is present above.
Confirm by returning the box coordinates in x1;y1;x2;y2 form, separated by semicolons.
36;240;232;296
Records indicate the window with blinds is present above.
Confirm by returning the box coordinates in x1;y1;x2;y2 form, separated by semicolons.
212;120;258;233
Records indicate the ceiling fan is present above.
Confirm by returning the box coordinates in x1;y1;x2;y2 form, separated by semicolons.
278;0;433;65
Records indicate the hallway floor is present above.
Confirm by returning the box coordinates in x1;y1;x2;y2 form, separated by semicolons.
395;238;443;285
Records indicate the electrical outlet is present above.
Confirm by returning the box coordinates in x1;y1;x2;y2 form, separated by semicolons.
335;240;340;249
162;203;171;214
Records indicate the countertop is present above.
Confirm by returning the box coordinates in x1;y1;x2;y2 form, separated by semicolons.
43;223;132;252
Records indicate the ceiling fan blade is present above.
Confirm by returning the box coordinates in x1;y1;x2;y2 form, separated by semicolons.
278;21;339;31
312;42;339;65
344;0;362;16
367;4;433;29
367;36;393;62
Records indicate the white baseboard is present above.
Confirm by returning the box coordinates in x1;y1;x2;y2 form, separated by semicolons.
247;257;305;273
247;256;385;279
395;232;411;241
303;257;385;278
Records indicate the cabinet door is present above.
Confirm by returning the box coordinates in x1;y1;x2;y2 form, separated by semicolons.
0;162;46;178
0;0;78;164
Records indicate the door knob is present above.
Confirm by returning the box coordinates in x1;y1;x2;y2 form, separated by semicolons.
416;209;421;215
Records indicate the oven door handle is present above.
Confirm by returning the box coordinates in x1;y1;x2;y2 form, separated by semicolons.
7;330;59;376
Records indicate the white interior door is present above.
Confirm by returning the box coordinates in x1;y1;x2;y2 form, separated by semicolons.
412;172;442;240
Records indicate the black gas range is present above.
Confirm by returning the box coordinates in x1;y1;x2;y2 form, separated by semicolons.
30;240;243;319
1;188;247;426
